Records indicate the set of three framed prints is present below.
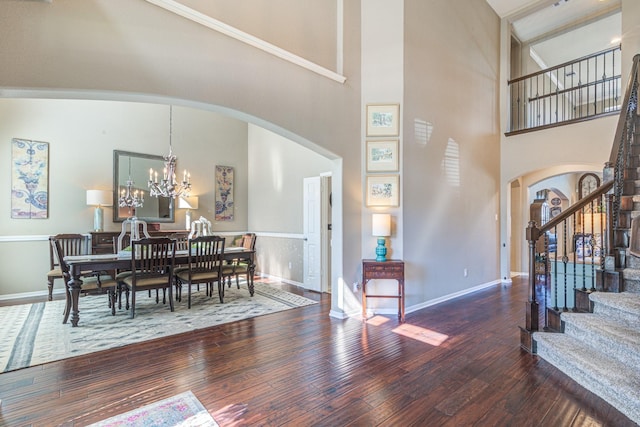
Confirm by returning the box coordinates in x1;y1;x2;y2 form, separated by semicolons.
365;104;400;207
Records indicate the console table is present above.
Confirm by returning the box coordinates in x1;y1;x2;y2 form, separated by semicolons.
362;259;405;322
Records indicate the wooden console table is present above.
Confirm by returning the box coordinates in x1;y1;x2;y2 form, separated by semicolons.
362;259;405;322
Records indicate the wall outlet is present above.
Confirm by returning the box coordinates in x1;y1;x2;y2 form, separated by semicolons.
353;282;359;292
288;262;292;269
464;268;468;277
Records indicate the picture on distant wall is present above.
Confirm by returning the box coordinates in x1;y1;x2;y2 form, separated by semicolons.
366;140;399;172
366;104;400;137
215;165;234;221
366;175;400;207
11;138;49;219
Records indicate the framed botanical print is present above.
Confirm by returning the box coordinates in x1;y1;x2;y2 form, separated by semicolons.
366;140;399;172
366;104;400;137
366;175;400;207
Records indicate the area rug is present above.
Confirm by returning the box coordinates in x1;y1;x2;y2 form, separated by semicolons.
87;391;218;427
0;280;317;372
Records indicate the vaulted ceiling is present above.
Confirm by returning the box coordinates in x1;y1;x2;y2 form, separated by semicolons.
486;0;621;70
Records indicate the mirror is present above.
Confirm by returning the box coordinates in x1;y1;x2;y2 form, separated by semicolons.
113;150;174;223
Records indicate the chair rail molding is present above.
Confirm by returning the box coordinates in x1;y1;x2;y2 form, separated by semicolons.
143;0;347;84
0;235;50;242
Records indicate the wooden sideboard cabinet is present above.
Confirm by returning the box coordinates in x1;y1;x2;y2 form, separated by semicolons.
89;230;187;254
90;232;119;254
362;259;405;322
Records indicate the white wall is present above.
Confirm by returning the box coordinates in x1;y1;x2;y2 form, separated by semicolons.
403;0;502;302
247;125;334;233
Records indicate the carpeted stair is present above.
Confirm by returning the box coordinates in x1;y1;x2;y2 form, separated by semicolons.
533;292;640;425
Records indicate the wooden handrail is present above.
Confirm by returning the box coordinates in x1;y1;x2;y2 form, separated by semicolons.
508;45;621;85
609;53;640;165
535;180;613;237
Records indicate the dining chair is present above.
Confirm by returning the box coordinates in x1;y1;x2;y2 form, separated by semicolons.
52;237;118;324
175;235;226;308
119;237;176;318
222;233;256;290
47;233;90;301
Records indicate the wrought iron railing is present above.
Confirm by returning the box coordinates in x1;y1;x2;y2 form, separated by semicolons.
520;53;639;352
508;46;622;135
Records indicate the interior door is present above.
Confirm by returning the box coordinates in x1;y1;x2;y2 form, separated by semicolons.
303;176;322;292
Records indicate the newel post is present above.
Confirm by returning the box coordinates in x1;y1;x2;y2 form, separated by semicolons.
520;220;540;352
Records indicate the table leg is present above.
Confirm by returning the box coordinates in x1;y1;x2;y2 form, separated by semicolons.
399;279;405;323
248;263;255;296
66;268;82;327
362;279;367;321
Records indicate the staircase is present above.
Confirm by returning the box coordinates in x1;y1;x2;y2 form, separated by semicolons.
533;292;640;425
522;54;640;426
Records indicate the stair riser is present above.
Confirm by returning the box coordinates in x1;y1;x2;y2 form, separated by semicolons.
534;340;640;424
562;321;640;367
593;302;639;324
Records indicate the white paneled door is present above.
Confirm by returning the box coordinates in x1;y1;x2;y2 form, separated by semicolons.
303;176;322;292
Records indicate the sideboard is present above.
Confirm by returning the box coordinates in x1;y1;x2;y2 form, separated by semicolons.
89;230;187;254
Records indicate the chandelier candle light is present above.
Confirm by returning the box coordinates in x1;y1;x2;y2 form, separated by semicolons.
148;105;192;199
118;156;144;212
372;213;391;262
86;190;113;232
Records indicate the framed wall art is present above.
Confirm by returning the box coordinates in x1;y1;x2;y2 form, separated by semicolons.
366;104;400;137
366;140;399;172
11;138;49;219
215;165;234;221
366;175;399;207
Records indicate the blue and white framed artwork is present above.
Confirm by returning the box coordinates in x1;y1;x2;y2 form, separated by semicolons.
11;138;49;219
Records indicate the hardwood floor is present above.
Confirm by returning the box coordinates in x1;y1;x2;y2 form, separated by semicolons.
0;277;635;426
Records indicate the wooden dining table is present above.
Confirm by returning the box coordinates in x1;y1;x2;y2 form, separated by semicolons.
63;246;255;327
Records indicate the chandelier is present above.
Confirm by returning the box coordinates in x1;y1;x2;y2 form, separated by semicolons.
118;156;144;210
148;105;191;199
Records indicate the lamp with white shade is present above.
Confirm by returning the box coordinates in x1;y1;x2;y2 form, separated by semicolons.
86;190;113;232
178;196;199;230
372;213;391;262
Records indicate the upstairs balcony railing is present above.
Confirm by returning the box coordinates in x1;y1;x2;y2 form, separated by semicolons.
507;46;622;135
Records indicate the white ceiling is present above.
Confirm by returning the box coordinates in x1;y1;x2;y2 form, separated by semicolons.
486;0;621;69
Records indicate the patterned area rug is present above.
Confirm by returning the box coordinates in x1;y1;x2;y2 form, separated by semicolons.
0;281;316;372
87;391;218;427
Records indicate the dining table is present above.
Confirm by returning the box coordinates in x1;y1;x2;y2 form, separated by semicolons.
63;246;255;327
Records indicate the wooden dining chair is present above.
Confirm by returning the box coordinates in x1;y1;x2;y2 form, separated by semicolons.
47;233;90;301
119;237;176;318
175;235;226;308
51;237;118;324
222;233;256;291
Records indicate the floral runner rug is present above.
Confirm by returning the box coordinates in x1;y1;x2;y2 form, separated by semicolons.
87;390;218;427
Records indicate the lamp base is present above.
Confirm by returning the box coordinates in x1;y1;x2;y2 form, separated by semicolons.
185;209;192;230
93;206;104;232
375;237;387;262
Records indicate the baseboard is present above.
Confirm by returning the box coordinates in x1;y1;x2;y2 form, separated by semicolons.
0;287;66;301
405;279;503;316
257;273;304;288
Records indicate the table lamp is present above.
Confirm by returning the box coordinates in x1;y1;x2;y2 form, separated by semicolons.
86;190;113;232
372;213;391;262
178;196;199;230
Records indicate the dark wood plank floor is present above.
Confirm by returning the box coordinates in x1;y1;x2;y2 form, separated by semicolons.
0;277;635;426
